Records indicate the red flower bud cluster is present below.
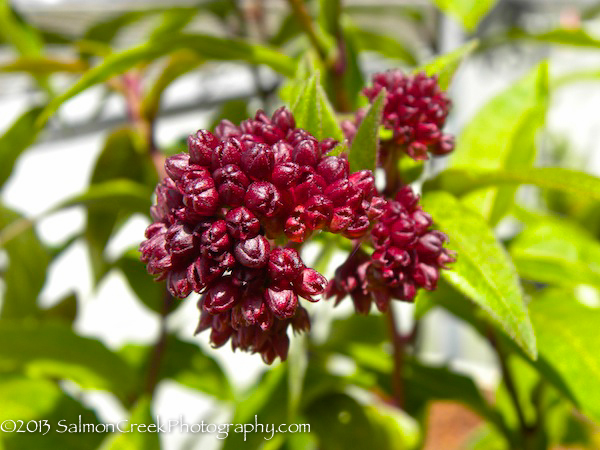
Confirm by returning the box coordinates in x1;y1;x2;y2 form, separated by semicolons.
344;70;454;161
140;107;382;363
327;185;454;313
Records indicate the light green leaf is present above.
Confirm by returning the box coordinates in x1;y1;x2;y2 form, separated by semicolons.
0;106;44;187
530;290;600;422
348;89;385;172
38;33;295;126
0;0;43;57
423;167;600;202
0;321;136;401
0;205;49;319
101;396;159;450
450;62;548;224
0;375;103;450
116;249;165;314
291;73;344;141
432;0;498;31
57;179;152;213
346;25;417;65
419;39;478;90
510;218;600;288
421;191;537;359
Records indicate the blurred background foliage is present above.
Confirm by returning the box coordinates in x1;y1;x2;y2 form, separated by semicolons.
2;0;600;449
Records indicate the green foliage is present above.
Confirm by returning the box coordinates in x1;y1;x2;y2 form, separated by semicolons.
348;88;385;172
422;192;537;359
420;39;479;90
450;62;549;224
432;0;498;31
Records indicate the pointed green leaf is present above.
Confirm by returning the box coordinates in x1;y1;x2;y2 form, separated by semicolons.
421;191;537;359
450;62;548;224
0;106;44;187
419;39;478;90
424;167;600;202
0;205;49;319
432;0;498;31
38;34;295;127
346;25;417;65
291;73;344;141
348;89;385;172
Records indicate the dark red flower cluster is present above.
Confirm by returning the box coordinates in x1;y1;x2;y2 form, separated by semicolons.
344;70;453;161
327;185;455;313
140;107;384;363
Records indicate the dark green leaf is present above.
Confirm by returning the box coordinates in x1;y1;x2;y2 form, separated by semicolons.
0;57;86;74
419;39;478;90
423;167;600;203
40;292;78;324
450;62;548;224
291;73;344;141
116;249;165;314
209;99;250;131
0;321;136;401
348;89;385;172
56;179;152;213
39;34;295;126
0;107;44;187
0;205;49;319
432;0;498;31
421;192;537;359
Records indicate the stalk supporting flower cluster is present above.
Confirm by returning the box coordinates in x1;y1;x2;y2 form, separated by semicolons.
140;70;455;364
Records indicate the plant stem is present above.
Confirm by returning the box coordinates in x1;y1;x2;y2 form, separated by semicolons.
286;0;328;61
143;290;172;395
386;306;405;408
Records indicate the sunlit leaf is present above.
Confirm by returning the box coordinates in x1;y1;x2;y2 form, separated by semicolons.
432;0;498;31
100;396;159;450
346;25;417;65
419;39;478;90
348;89;385;172
450;62;548;224
421;191;537;359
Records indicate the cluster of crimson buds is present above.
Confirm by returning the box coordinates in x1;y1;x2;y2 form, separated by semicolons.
343;70;454;161
140;107;385;363
327;185;455;314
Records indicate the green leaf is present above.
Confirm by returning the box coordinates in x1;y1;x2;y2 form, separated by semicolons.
100;396;159;450
432;0;498;31
155;336;233;401
423;167;600;203
348;89;385;172
40;292;78;324
38;33;295;126
421;191;537;359
116;249;165;314
0;57;87;74
0;375;103;450
83;128;155;283
346;25;417;65
291;73;344;141
510;218;600;288
0;0;43;57
57;179;152;213
450;62;548;224
0;205;49;319
419;39;478;90
0;106;44;187
0;321;136;401
142;51;202;122
529;290;600;422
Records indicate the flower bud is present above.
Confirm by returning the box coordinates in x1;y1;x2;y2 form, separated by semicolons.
272;106;295;133
204;281;240;314
166;223;196;264
234;235;270;268
188;130;219;166
303;195;333;230
245;181;283;217
214;119;241;140
200;220;230;256
294;268;327;301
268;248;305;286
241;143;275;181
265;287;298;319
213;164;250;207
317;156;349;184
165;153;191;181
211;137;244;170
271;162;300;188
293;139;321;167
225;206;260;240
